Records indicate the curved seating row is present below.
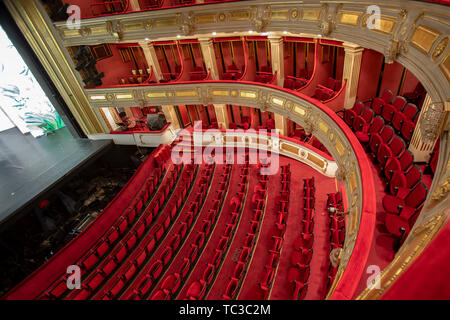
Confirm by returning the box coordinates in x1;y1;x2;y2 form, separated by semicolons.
257;163;291;299
183;159;250;300
146;163;232;300
217;160;269;300
70;163;191;299
289;176;316;300
325;192;345;293
104;163;214;300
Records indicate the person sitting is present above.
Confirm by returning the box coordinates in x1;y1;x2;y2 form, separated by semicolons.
146;112;167;131
115;111;136;131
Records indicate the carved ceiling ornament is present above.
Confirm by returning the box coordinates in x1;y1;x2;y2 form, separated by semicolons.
318;3;342;37
177;11;195;36
432;37;449;60
384;39;407;64
303;119;314;135
335;165;347;182
143;20;152;31
79;27;91;37
251;5;270;33
107;20;123;41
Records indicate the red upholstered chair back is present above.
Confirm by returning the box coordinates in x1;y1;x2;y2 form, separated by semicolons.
381;125;395;144
399;150;414;171
405;182;428;208
406;165;422;188
361;107;375;123
401;120;415;141
392;96;407;111
380;89;393;104
353;101;364;114
369;116;385;134
403;103;419;121
388;136;406;156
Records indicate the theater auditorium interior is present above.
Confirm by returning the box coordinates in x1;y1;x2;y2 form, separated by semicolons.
0;0;449;302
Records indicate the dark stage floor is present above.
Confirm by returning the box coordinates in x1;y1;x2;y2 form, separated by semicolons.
0;127;112;225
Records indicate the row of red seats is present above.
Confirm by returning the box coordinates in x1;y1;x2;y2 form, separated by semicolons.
151;164;233;300
220;161;267;300
343;97;418;142
256;164;291;299
183;160;250;300
69;164;187;299
345;94;430;246
118;164;215;300
325;192;345;292
288;176;316;300
41;160;166;299
255;65;274;84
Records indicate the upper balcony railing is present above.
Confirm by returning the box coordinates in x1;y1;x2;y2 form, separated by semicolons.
53;0;450;107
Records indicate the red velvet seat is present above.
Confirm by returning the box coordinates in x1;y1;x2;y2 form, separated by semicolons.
389;165;422;197
371;98;385;116
302;219;314;234
239;246;251;263
161;273;181;295
400;120;415;141
331;228;345;245
137;274;153;297
330;216;345;230
222;277;239;300
202;263;216;283
188;244;199;262
382;182;428;214
288;264;310;283
178;258;190;278
402;103;419;121
160;247;173;265
149;260;164;279
342;102;363;127
384;150;413;180
392;111;407;132
294;233;314;250
233;261;245;279
369;125;395;155
150;289;170;300
292;281;308;300
291;248;312;265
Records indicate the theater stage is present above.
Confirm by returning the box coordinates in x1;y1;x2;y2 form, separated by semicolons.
0;127;112;227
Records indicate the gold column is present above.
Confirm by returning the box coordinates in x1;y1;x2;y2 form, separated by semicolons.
268;36;285;87
408;95;448;162
198;38;220;80
139;41;163;82
3;0;104;135
342;43;364;109
213;104;230;129
274;113;288;136
161;105;180;130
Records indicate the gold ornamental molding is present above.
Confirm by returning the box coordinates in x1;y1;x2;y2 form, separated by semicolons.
3;0;104;135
